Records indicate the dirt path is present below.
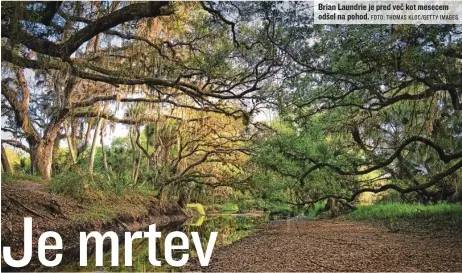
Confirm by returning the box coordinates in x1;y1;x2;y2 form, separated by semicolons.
193;220;462;272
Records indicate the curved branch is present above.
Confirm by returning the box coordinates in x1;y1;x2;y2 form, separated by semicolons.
289;135;462;178
2;2;172;58
2;139;30;153
1;47;65;70
200;2;239;47
346;158;462;202
284;159;462;206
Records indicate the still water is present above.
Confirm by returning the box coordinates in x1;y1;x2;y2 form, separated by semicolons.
59;214;267;272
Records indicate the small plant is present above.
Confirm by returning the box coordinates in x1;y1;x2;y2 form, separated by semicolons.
222;203;239;213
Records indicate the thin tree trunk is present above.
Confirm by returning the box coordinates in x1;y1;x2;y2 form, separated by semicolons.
146;137;150;171
1;144;13;174
78;119;93;157
89;118;103;174
29;148;35;175
129;129;142;184
64;122;77;164
100;120;108;172
129;131;140;184
134;147;141;184
129;131;136;180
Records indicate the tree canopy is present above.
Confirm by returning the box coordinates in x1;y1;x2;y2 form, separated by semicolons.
2;1;461;207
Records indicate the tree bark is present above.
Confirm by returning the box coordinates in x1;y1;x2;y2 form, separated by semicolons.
129;130;142;184
77;118;93;158
89;118;103;174
31;141;54;180
100;120;109;172
1;144;13;174
133;147;141;183
64;122;77;164
52;135;64;173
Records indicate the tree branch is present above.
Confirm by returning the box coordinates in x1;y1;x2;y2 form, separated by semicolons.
2;2;172;58
2;139;30;153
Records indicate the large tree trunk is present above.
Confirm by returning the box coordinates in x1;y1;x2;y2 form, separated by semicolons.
1;144;13;174
2;69;75;180
31;141;54;181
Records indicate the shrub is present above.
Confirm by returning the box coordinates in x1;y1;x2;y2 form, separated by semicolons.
48;171;94;200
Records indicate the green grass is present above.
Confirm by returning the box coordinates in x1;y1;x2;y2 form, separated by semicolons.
2;173;42;183
347;202;462;221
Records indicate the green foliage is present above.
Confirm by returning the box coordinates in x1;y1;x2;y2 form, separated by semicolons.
306;201;327;218
47;170;106;200
235;199;266;213
3;147;24;172
47;168;156;201
3;5;461;223
376;191;405;204
52;147;71;175
251;117;362;207
223;190;267;213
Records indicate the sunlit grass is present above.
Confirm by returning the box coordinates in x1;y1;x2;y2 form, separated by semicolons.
348;202;462;221
2;173;43;183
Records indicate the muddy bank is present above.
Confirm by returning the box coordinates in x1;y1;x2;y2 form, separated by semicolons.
1;180;188;271
190;219;462;272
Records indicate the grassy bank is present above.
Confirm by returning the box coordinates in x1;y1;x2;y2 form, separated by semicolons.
348;202;462;221
1;174;187;270
347;202;462;232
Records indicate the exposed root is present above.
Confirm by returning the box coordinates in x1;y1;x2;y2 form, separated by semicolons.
7;195;52;220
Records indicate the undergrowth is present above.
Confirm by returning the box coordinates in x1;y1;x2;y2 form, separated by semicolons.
46;169;159;222
47;168;156;201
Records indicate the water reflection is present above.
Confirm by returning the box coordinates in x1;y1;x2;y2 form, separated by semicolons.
60;214;267;272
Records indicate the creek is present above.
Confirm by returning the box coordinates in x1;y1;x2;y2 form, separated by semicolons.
57;214;268;272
